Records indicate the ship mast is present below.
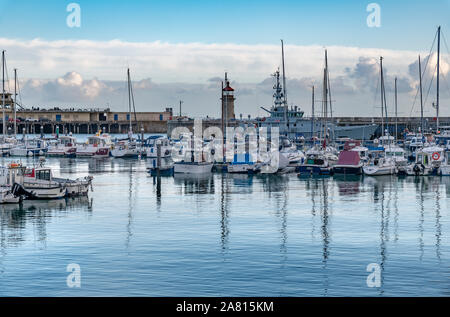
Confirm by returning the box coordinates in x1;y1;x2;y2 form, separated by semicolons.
127;68;133;135
380;57;385;137
418;55;424;133
14;68;17;137
281;40;288;135
322;51;329;147
394;77;398;140
311;86;315;140
2;51;5;138
436;26;441;133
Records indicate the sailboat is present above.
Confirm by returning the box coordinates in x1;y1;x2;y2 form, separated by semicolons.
298;50;337;176
111;68;140;158
364;57;396;176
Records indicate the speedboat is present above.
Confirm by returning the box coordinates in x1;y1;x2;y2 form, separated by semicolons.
47;135;77;157
10;138;48;157
76;132;112;158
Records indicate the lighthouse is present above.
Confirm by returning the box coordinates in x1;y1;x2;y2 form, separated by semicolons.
221;73;236;122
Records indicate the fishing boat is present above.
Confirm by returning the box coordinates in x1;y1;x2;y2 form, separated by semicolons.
405;147;444;176
111;137;140;158
76;132;112;158
0;166;22;204
10;138;48;157
145;136;172;158
333;141;365;175
47;135;77;157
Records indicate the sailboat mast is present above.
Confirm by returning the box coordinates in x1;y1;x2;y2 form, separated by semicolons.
323;51;328;145
311;85;315;140
127;68;132;133
394;77;398;140
14;68;17;137
2;51;5;137
436;25;441;133
419;55;424;133
281;40;288;133
380;57;385;136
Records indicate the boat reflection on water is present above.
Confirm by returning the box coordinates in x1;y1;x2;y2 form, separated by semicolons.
0;197;93;248
173;173;215;195
333;175;363;196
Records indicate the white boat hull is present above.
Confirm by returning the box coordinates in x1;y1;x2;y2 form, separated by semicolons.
363;165;396;176
111;148;140;158
22;184;67;200
174;162;213;174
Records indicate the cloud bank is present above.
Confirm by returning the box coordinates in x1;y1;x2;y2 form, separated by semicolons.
2;38;450;117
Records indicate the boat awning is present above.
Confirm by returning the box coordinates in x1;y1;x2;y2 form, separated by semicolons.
337;151;360;166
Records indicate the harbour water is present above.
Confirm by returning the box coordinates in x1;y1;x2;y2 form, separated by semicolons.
0;155;449;297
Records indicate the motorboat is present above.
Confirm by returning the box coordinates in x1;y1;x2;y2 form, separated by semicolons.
363;157;396;176
10;138;48;157
111;138;140;158
47;135;77;157
298;147;334;176
333;140;366;175
173;161;213;174
76;132;112;158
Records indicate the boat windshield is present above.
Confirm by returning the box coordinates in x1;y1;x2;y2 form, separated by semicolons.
36;169;51;181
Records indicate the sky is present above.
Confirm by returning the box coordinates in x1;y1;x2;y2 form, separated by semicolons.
1;0;450;118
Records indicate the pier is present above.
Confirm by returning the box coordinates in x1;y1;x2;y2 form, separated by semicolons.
1;105;173;135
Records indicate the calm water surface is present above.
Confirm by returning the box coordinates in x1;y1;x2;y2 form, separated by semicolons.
0;156;449;297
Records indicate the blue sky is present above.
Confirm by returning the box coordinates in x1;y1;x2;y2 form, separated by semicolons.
0;0;449;50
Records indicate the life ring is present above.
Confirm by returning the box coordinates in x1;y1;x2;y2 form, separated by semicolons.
432;152;440;161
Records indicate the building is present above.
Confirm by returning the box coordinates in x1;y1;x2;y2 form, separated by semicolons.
0;106;173;134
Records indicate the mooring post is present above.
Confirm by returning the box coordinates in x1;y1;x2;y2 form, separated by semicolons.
156;143;162;177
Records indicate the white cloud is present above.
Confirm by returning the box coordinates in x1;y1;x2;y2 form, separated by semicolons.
1;37;450;117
